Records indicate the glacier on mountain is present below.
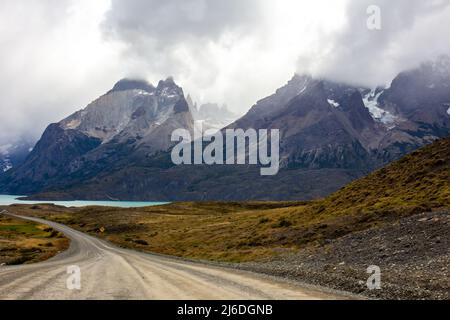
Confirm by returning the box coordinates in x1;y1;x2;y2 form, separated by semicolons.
362;90;398;129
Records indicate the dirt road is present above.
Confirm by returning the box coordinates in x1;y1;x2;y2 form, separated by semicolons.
0;212;348;300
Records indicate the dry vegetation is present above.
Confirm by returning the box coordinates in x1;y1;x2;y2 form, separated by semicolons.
0;214;69;265
2;138;449;263
4;202;308;262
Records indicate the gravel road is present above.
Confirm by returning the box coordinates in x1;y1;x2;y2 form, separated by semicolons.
0;212;348;300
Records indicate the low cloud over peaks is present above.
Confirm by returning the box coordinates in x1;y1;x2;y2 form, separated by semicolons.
1;0;450;145
306;0;450;87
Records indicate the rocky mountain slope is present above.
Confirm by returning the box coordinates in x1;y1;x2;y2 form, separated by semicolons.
367;55;450;162
0;57;449;200
229;56;450;170
0;139;34;173
229;75;382;170
0;78;194;194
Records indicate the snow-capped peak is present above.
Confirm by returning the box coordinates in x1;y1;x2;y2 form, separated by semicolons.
156;77;183;99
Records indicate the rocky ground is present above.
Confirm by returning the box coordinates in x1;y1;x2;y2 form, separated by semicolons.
237;210;449;300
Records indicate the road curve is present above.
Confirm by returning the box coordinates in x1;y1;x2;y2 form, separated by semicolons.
0;211;348;300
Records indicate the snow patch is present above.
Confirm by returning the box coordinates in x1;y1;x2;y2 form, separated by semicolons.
298;78;310;95
299;86;308;95
327;99;340;108
1;157;12;172
363;90;398;129
136;90;153;96
159;87;179;99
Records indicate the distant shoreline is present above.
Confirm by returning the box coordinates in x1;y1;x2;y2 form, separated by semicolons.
0;194;169;208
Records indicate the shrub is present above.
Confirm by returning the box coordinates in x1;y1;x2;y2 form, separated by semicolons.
272;218;293;228
259;218;270;224
134;239;149;246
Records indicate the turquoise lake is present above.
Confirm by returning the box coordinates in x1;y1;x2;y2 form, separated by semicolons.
0;194;168;208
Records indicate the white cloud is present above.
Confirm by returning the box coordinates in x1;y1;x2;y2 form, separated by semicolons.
307;0;450;87
0;0;122;144
1;0;450;146
102;0;348;115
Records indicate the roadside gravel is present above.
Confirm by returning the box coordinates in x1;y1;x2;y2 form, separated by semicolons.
234;210;449;300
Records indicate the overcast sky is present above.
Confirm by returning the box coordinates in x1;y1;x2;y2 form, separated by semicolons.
1;0;450;145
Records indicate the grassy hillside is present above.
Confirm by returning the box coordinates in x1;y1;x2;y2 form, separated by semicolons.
316;137;449;216
6;138;449;263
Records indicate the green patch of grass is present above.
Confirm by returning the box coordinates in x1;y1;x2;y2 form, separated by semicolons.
0;224;41;234
0;215;70;265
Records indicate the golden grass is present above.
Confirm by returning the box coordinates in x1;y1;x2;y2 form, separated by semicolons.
3;138;449;263
0;215;69;265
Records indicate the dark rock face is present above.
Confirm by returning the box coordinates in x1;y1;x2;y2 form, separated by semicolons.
339;91;374;132
367;56;450;163
0;124;101;193
229;78;382;171
173;97;190;114
26;165;365;202
1;57;449;201
380;56;450;115
380;59;450;133
0;138;34;173
0;78;194;195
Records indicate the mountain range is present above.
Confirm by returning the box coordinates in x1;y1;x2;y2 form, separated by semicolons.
0;139;34;173
1;56;449;201
187;97;238;133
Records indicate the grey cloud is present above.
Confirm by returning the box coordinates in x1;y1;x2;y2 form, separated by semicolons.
102;0;268;115
308;0;450;87
103;0;262;50
2;0;450;147
0;1;72;143
0;0;122;146
104;0;450;111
